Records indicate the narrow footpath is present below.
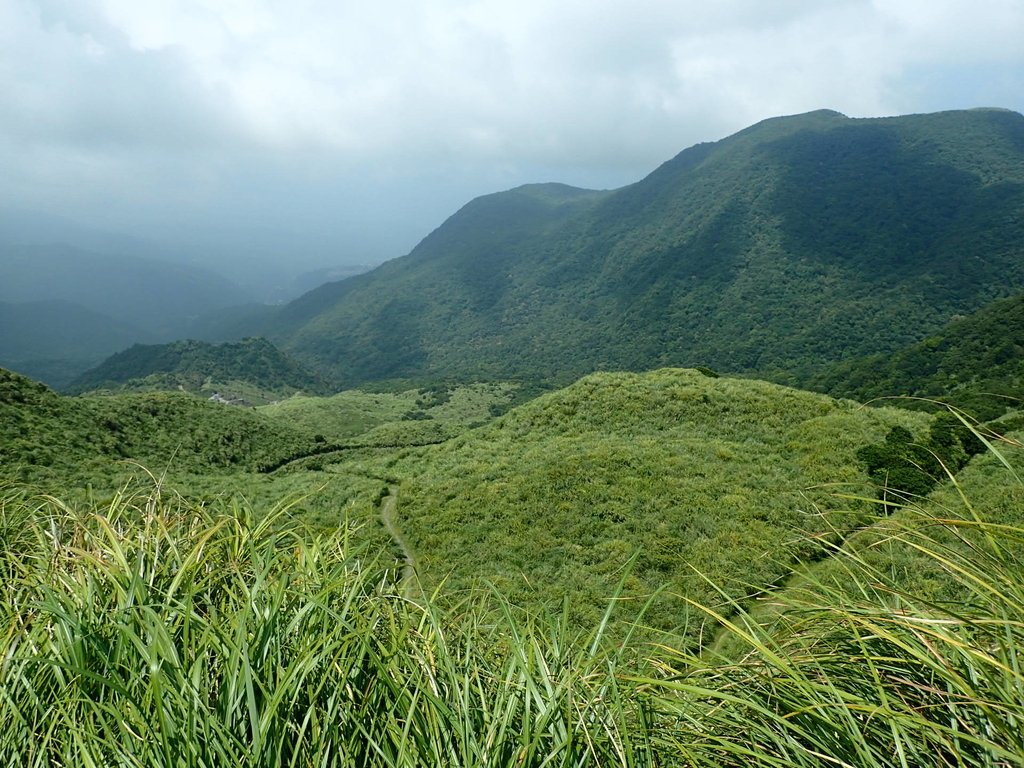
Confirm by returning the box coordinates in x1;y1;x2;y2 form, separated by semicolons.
378;485;417;596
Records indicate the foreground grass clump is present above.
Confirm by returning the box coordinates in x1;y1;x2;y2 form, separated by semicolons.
0;479;650;767
643;431;1024;767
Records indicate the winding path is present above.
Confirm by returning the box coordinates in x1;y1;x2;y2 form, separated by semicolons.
378;485;416;595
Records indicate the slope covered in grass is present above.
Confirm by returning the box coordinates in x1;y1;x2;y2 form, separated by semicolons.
0;367;318;481
353;369;931;637
258;381;517;444
4;443;1024;767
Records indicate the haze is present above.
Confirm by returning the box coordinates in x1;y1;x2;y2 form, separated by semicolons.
2;0;1022;299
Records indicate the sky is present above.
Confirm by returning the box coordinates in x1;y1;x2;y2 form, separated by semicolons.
2;0;1023;288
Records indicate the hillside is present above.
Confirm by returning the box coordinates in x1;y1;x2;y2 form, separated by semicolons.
65;337;327;402
0;367;318;481
316;368;934;637
811;291;1024;419
0;299;150;387
251;108;1024;388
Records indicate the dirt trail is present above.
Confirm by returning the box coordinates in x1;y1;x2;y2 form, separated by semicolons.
378;485;416;593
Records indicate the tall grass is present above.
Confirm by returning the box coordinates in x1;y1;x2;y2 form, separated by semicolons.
3;428;1024;766
0;478;650;767
638;431;1024;767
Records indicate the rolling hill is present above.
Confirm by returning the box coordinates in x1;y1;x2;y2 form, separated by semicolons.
65;337;328;402
320;368;934;637
247;108;1024;389
0;366;317;481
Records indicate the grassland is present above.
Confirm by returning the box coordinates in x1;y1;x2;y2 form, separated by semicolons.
257;381;517;443
4;363;1024;764
317;369;931;639
3;429;1023;766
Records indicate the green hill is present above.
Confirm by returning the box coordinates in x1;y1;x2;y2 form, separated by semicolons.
0;367;318;481
319;368;933;637
65;337;327;403
811;292;1024;419
253;108;1024;388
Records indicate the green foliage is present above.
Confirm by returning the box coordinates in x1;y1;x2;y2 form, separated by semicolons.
0;480;656;767
813;291;1024;419
856;411;988;500
0;367;318;481
65;336;326;402
258;382;517;445
246;109;1024;389
3;431;1024;766
360;369;928;639
646;430;1024;767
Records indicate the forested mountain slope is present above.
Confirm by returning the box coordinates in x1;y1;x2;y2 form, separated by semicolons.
811;291;1024;419
258;108;1024;387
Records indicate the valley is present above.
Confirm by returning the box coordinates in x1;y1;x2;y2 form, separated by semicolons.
3;107;1024;765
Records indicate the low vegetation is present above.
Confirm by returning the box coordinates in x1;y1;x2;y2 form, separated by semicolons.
4;358;1024;764
2;426;1022;766
369;369;929;637
5;105;1024;766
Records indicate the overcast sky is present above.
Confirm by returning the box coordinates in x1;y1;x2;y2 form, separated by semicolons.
2;0;1022;279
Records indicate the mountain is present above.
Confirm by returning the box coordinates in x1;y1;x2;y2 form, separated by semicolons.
253;108;1024;388
0;300;151;388
0;241;257;384
810;291;1024;419
0;243;252;336
65;337;327;402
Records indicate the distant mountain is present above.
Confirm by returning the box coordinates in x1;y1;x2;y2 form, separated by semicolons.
0;301;148;372
0;242;252;336
256;108;1024;388
0;239;257;384
66;337;327;402
0;207;159;257
811;292;1024;419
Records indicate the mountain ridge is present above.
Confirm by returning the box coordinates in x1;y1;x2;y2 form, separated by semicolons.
247;107;1024;388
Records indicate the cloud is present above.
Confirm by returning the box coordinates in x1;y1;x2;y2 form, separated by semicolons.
1;0;1022;268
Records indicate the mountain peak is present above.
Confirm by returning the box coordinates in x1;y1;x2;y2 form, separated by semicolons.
257;109;1024;388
